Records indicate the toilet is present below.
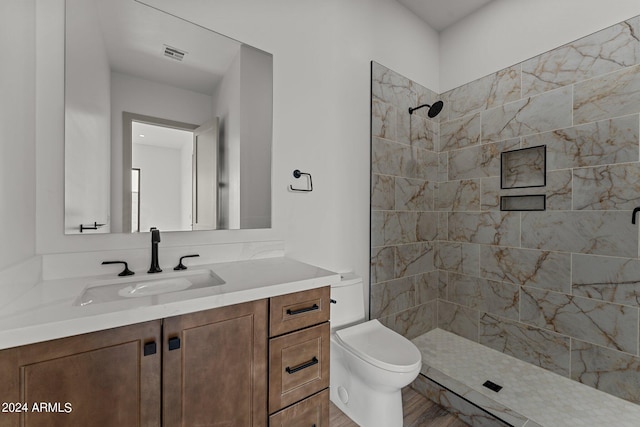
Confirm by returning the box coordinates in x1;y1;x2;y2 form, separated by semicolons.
330;273;422;427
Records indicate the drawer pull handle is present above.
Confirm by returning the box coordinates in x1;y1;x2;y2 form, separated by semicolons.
287;304;319;316
285;356;318;374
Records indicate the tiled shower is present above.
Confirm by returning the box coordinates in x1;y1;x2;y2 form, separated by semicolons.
371;15;640;405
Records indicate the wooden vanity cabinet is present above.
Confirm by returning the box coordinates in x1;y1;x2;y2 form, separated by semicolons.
0;299;268;427
0;320;162;427
0;287;329;427
268;287;331;427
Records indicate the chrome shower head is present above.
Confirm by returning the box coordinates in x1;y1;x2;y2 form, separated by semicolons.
408;100;444;118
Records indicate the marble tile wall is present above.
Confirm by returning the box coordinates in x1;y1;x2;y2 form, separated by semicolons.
370;62;440;339
432;14;640;405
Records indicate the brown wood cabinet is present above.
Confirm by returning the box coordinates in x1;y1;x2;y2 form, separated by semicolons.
163;299;268;427
0;320;162;427
0;299;268;427
269;390;329;427
268;287;330;427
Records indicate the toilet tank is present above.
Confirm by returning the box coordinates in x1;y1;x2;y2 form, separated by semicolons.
330;273;366;330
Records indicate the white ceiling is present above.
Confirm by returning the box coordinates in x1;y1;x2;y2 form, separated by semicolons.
87;0;242;95
78;0;492;98
396;0;495;32
132;122;193;150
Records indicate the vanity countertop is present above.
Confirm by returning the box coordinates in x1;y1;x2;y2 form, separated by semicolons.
0;257;341;351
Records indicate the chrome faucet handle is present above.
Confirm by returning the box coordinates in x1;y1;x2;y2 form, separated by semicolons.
174;254;200;270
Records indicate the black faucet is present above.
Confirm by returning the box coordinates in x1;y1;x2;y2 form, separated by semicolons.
633;207;640;224
148;227;162;273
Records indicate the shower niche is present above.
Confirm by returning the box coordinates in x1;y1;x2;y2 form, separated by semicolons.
499;145;547;211
501;145;546;189
500;195;546;211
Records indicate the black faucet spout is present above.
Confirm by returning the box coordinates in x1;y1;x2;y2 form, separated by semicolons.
148;227;162;273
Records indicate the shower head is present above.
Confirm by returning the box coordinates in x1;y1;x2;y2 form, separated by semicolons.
408;100;444;118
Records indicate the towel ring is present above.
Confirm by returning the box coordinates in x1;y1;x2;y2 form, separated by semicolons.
290;169;313;192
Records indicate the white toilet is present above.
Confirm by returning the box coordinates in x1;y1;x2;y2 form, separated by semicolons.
330;273;422;427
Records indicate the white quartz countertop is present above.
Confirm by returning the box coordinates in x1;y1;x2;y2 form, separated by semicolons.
0;257;340;351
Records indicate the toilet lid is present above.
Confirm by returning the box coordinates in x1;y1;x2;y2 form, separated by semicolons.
334;320;422;373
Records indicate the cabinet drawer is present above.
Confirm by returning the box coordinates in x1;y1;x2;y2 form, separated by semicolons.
270;286;330;337
269;389;329;427
269;323;330;413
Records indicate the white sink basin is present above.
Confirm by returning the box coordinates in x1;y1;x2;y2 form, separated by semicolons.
117;277;193;298
75;269;225;306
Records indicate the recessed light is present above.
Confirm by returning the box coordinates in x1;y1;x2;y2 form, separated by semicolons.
139;134;145;137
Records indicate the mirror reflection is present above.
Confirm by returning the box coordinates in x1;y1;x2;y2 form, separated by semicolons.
64;0;273;234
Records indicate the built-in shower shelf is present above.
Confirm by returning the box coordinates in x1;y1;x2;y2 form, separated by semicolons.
501;145;546;189
500;195;545;211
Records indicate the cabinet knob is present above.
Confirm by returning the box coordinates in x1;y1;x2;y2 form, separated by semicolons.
143;341;157;356
168;337;181;351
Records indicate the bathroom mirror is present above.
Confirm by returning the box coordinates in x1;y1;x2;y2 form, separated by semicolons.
64;0;272;234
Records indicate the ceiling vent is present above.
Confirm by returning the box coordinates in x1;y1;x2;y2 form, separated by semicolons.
163;45;186;61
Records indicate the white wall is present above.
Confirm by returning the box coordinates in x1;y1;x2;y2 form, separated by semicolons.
180;140;192;229
212;50;242;229
239;45;272;229
440;0;640;91
133;144;184;232
64;0;111;234
0;0;36;270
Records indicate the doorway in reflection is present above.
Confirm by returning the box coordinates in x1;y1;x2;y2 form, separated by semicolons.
126;117;218;233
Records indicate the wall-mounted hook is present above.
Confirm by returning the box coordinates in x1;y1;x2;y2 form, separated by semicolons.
290;169;313;192
632;207;640;224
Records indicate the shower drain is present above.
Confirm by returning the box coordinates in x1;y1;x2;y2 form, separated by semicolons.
482;380;503;393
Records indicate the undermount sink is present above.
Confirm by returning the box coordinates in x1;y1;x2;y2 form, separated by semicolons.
75;268;226;306
117;277;194;298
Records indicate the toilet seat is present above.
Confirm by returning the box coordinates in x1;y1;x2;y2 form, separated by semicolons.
334;320;421;373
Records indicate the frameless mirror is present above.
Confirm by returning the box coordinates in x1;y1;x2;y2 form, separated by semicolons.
64;0;272;234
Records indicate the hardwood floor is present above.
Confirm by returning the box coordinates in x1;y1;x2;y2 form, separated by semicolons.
329;387;469;427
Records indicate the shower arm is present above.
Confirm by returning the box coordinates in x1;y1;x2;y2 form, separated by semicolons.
408;104;430;115
408;100;443;118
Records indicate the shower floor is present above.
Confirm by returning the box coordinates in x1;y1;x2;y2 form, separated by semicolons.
411;329;640;427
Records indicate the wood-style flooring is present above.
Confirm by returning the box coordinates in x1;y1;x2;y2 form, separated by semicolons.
329;387;469;427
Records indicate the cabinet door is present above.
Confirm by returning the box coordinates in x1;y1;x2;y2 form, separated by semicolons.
162;299;268;427
0;320;161;427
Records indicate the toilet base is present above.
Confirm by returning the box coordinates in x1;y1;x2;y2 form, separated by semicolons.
330;335;412;427
330;381;403;427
